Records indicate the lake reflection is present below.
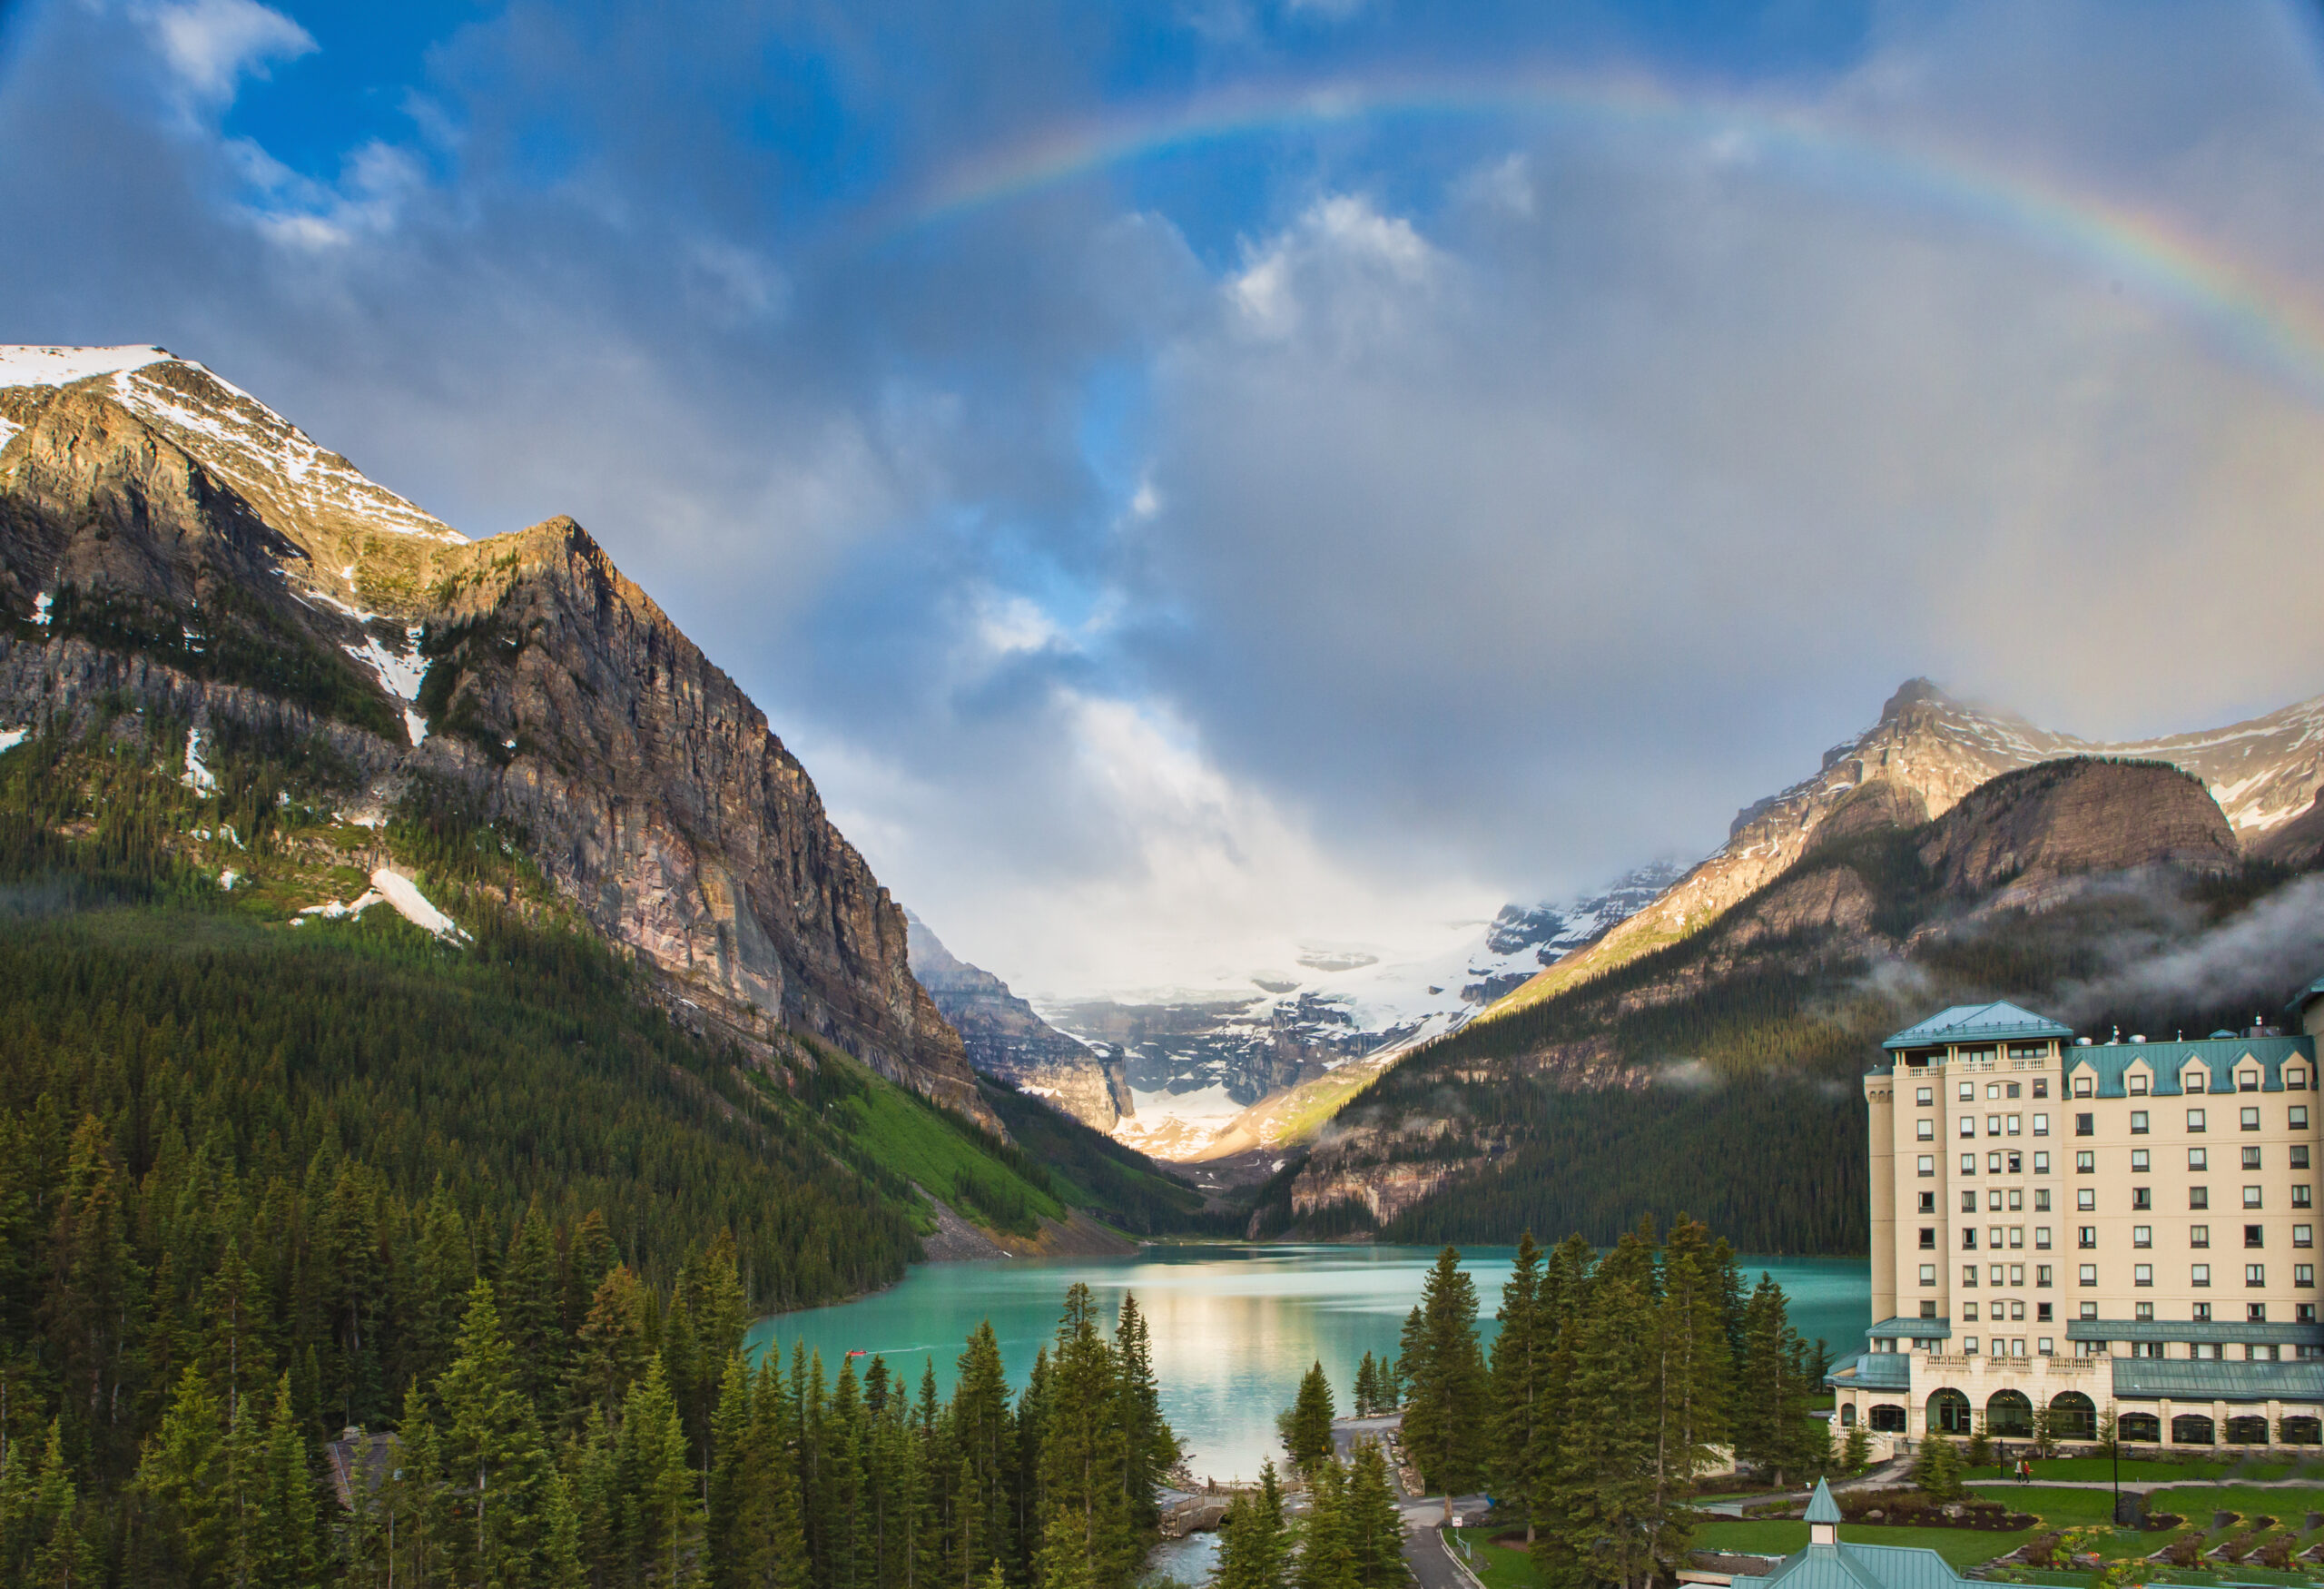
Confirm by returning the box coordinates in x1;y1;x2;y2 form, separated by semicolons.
748;1243;1867;1484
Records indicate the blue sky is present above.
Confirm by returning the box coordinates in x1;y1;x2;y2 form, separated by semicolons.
5;0;2324;997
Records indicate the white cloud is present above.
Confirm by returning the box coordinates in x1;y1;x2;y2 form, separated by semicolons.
139;0;313;104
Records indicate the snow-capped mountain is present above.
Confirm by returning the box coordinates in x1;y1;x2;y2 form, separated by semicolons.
1038;859;1689;1160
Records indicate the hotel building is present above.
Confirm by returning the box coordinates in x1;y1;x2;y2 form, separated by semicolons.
1827;980;2324;1451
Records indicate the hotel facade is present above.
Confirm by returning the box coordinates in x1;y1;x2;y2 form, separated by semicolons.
1827;981;2324;1452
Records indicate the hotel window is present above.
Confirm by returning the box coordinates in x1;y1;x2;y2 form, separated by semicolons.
2299;1265;2317;1288
2135;1301;2154;1320
2009;1082;2023;1099
2034;1078;2050;1098
1916;1086;1934;1106
2078;1226;2096;1248
2037;1265;2053;1287
2306;1305;2320;1325
2191;1148;2210;1170
2246;1147;2264;1170
2247;1186;2265;1209
1919;1264;1936;1285
2008;1114;2023;1136
2035;1227;2052;1248
1919;1228;1936;1249
2190;1108;2209;1130
1988;1114;2002;1137
1959;1081;1975;1101
2077;1151;2094;1173
2241;1072;2261;1093
2038;1301;2053;1321
2079;1300;2099;1320
2079;1265;2097;1286
2076;1111;2094;1133
2133;1225;2152;1248
1987;1189;2003;1212
2078;1188;2096;1211
2034;1114;2050;1137
2294;1108;2311;1132
2297;1225;2313;1248
2132;1187;2152;1210
2192;1225;2211;1248
2034;1183;2051;1206
2008;1189;2024;1211
2131;1110;2150;1134
2009;1265;2024;1287
2038;1336;2054;1354
2007;1151;2023;1173
1990;1263;2004;1285
2192;1186;2211;1209
2291;1069;2309;1091
2132;1150;2151;1173
2075;1077;2093;1098
2193;1264;2211;1287
1919;1156;1936;1177
2188;1074;2209;1095
2299;1146;2316;1171
1918;1119;1935;1140
2250;1343;2280;1361
2243;1107;2263;1131
2135;1264;2154;1287
2194;1301;2212;1321
2298;1186;2314;1209
1962;1190;1977;1213
1920;1300;1939;1319
1964;1337;1979;1354
1987;1082;2002;1100
1963;1301;1979;1322
1961;1154;1977;1175
2193;1340;2221;1358
2250;1303;2270;1322
2130;1074;2150;1096
1965;1229;1979;1249
1963;1266;1980;1287
1989;1226;2004;1248
2248;1264;2266;1287
2246;1225;2265;1248
1987;1151;2004;1173
1960;1117;1974;1138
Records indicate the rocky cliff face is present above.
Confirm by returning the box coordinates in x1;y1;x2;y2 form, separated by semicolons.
905;911;1132;1130
1484;679;2324;1023
0;346;985;1124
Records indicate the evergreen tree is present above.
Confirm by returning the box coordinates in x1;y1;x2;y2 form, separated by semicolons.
1293;1457;1353;1589
133;1366;226;1586
1489;1234;1548;1540
1215;1464;1287;1589
1342;1442;1404;1589
1352;1355;1378;1420
434;1282;581;1589
1279;1362;1336;1477
1399;1248;1488;1496
618;1355;700;1587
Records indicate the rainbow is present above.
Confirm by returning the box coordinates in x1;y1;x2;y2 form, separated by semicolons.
860;67;2324;407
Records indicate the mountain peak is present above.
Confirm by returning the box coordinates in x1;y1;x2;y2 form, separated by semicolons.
1880;676;1956;717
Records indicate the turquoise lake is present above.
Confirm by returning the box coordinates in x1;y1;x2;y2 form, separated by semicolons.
747;1244;1869;1484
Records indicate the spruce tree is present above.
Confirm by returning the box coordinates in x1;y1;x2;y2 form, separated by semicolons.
1342;1442;1405;1589
433;1281;574;1589
1401;1248;1488;1496
1353;1354;1379;1419
1294;1456;1354;1589
1216;1465;1288;1589
1280;1362;1336;1477
133;1366;226;1585
1653;1219;1730;1513
1490;1234;1547;1540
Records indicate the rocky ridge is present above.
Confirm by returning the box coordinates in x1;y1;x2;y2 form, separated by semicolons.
1483;679;2324;1023
905;911;1132;1130
0;346;987;1125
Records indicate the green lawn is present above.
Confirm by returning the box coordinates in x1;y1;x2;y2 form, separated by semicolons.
1448;1529;1545;1589
1965;1457;2255;1484
2152;1483;2324;1521
1965;1484;2122;1525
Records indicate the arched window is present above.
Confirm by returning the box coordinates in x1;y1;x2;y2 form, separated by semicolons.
2225;1416;2270;1446
1840;1403;1857;1427
2282;1416;2321;1446
1870;1404;1907;1433
2046;1392;2097;1442
2171;1414;2216;1446
1987;1389;2034;1437
1927;1388;1972;1436
2119;1412;2162;1444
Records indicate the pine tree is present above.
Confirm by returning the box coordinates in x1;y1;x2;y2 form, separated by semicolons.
1910;1430;1963;1500
1038;1285;1134;1588
1653;1219;1730;1515
1279;1362;1336;1477
133;1365;227;1585
1400;1248;1488;1496
1215;1465;1288;1589
1840;1425;1870;1476
1294;1456;1354;1589
1353;1354;1378;1419
1342;1442;1404;1589
1489;1234;1547;1540
1541;1270;1661;1589
434;1281;578;1588
619;1355;700;1587
253;1372;321;1589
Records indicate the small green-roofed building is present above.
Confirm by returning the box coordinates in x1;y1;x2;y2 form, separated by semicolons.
1756;1481;1965;1589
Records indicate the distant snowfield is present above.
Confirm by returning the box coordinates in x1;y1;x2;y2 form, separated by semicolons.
0;344;170;389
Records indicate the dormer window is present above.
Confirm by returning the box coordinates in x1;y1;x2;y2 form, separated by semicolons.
2129;1074;2150;1096
2290;1069;2308;1091
2240;1072;2260;1093
2074;1075;2093;1098
2186;1072;2209;1094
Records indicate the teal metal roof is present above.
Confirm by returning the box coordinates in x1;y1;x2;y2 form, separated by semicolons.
1884;1002;2074;1052
1867;1317;1952;1340
2067;1319;2324;1347
1806;1480;1841;1525
1761;1542;1964;1589
1827;1352;1910;1392
2291;979;2324;1020
2110;1358;2324;1402
2058;1035;2315;1098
